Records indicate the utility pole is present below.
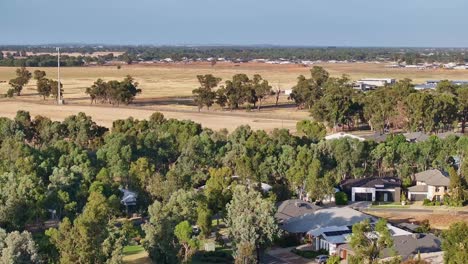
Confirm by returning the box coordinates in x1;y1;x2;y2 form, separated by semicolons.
57;47;63;104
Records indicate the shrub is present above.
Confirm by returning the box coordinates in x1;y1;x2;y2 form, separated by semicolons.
192;250;234;263
276;234;300;248
335;192;348;205
422;198;432;206
434;201;441;206
327;255;341;264
6;88;15;98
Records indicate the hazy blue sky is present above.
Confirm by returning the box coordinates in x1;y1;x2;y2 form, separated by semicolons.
1;0;467;47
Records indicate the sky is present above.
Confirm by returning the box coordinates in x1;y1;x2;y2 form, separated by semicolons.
1;0;468;47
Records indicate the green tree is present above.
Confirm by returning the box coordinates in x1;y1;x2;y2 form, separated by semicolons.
441;222;468;264
326;255;341;264
251;74;272;111
436;80;458;94
0;229;40;264
296;120;326;143
448;167;465;206
143;190;199;264
174;221;198;263
348;219;394;263
226;185;279;263
196;203;212;238
456;87;468;133
8;67;31;96
311;76;361;130
192;74;221;111
48;191;118;264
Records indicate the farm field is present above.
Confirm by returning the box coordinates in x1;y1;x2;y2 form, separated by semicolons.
2;62;468;131
2;62;468;101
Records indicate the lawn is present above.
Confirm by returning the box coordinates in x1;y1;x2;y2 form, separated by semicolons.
123;245;151;264
370;203;410;209
123;245;145;256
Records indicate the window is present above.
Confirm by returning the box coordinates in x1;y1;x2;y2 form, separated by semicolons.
435;187;440;192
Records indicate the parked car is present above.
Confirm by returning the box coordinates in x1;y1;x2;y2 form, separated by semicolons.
315;255;329;264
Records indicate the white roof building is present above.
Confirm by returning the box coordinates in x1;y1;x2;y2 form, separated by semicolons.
325;132;365;141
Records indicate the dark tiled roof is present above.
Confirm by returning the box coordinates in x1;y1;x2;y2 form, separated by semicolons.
275;199;321;222
414;169;450;187
382;234;442;260
340;177;401;191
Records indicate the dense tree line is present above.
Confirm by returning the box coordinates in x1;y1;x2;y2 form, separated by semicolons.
289;67;468;133
192;74;272;111
0;110;466;263
2;45;468;65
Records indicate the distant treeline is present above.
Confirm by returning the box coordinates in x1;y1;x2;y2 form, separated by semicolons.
1;45;468;66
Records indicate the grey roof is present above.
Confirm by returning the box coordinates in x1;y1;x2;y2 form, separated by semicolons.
364;133;389;143
382;234;442;260
436;131;463;139
280;207;373;234
338;233;442;261
340;177;401;191
275;199;321;222
403;132;430;142
414;169;450;187
408;185;428;192
397;223;421;232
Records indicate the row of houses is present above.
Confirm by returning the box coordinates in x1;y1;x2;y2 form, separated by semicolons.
276;202;443;263
340;169;450;203
325;131;464;144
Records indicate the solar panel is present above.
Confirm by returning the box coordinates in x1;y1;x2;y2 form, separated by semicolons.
324;230;352;236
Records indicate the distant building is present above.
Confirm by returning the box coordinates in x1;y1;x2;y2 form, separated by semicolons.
325;132;365;141
357;78;395;87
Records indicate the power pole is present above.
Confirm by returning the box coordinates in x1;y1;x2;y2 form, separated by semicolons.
57;47;63;105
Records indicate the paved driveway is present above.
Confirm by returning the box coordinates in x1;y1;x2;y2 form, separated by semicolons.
262;247;317;264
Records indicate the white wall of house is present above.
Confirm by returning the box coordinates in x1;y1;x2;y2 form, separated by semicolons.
351;187;375;201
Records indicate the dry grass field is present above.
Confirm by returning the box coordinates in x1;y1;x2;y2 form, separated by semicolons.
2;62;468;130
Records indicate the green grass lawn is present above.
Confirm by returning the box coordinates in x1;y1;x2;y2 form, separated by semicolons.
123;245;145;256
370;202;410;209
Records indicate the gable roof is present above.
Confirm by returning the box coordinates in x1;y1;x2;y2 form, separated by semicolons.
275;199;321;222
280;207;373;233
382;234;442;260
414;169;450;186
340;177;401;191
403;132;429;142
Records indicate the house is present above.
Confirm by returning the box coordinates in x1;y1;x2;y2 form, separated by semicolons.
408;169;450;201
340;177;401;202
357;78;395;87
338;233;442;263
324;132;365;141
275;199;321;223
307;220;410;255
120;188;137;207
280;207;372;234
